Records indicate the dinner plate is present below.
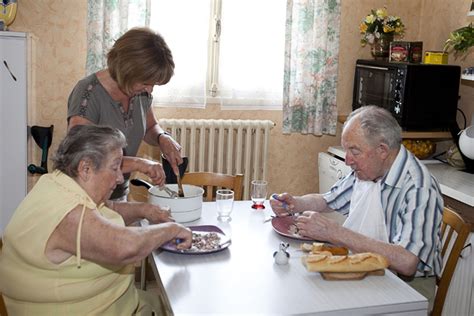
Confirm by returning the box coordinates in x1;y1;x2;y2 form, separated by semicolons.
161;225;231;254
271;216;314;241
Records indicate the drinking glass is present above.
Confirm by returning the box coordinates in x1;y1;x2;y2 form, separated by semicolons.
251;180;268;209
216;189;234;222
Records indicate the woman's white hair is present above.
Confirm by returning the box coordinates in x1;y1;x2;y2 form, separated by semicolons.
52;125;127;178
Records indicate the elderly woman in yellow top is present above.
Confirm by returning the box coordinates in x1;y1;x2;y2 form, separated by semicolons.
0;124;192;315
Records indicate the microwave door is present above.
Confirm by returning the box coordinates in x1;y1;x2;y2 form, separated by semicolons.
355;65;396;115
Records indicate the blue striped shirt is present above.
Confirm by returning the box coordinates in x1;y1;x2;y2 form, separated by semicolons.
323;146;443;276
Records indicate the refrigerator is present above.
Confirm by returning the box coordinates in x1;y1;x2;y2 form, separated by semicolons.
0;31;28;235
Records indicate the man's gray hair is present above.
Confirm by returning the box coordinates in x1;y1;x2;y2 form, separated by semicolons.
52;125;127;178
344;105;402;149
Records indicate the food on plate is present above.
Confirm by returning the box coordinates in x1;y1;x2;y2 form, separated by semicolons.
302;252;389;273
300;242;349;256
189;232;222;252
301;243;313;252
288;224;301;237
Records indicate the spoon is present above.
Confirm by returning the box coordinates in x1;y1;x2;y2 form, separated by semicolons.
176;174;185;197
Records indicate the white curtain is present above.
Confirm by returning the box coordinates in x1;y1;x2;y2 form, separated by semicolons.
218;0;286;109
149;0;209;107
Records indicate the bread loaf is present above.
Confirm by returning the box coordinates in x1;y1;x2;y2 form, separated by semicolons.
302;252;389;273
300;242;349;256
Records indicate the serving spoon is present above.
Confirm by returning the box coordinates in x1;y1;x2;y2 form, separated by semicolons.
176;173;185;197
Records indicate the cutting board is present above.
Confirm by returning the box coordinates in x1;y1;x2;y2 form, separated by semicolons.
321;269;385;280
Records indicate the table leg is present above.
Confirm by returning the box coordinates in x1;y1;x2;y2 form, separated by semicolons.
148;254;174;316
140;258;147;290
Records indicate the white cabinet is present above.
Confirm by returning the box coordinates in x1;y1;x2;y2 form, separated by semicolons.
318;146;351;193
0;31;28;235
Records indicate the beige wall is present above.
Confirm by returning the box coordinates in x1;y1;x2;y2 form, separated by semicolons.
418;0;474;126
11;0;474;195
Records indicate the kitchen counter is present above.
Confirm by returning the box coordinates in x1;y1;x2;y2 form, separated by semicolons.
424;160;474;230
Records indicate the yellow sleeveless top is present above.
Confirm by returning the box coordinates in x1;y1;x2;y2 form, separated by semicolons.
0;171;140;315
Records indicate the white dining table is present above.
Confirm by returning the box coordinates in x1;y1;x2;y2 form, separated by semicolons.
148;201;428;315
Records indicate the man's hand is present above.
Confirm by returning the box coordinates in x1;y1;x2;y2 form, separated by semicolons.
295;211;340;242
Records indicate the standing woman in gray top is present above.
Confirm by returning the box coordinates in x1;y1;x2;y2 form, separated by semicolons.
68;27;182;200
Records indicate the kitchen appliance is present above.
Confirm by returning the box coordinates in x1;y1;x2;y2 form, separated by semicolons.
1;31;27;235
450;122;474;173
318;146;352;193
458;125;474;159
353;59;461;131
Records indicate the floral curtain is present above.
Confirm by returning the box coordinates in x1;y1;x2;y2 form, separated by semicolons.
86;0;150;75
283;0;341;135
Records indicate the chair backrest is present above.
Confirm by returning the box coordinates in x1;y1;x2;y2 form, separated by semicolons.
431;207;471;316
181;172;243;202
0;238;8;316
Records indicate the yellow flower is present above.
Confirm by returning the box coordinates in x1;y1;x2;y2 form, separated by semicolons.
365;14;375;24
375;8;387;18
360;23;368;33
383;25;394;33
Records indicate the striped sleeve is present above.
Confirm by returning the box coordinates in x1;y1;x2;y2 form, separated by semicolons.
322;173;355;215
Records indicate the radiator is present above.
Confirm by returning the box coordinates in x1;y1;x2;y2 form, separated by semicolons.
157;119;274;199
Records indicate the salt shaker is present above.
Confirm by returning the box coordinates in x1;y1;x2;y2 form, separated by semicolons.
273;242;290;265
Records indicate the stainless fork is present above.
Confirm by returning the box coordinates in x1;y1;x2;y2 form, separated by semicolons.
263;212;303;223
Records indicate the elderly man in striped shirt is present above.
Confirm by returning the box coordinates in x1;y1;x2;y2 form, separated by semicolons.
271;105;443;305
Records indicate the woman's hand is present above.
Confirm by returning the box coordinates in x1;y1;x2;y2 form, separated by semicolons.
143;204;174;224
144;110;183;177
270;192;296;216
159;134;183;176
173;224;193;250
138;159;166;187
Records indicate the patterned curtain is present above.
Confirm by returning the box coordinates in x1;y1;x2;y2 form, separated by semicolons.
86;0;150;75
283;0;341;135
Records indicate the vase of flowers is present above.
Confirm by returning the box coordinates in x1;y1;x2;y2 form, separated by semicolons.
360;7;405;59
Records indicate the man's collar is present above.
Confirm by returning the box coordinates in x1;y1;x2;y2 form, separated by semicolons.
383;146;408;188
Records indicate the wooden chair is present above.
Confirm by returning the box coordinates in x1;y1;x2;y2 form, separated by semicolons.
431;207;471;316
181;172;243;202
0;239;8;316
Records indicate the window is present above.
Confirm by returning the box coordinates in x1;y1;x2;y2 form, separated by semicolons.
149;0;286;109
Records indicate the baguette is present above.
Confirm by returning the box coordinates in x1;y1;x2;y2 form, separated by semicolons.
302;252;389;273
300;242;349;256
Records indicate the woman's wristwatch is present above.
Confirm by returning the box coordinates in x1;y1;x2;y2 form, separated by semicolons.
157;131;171;144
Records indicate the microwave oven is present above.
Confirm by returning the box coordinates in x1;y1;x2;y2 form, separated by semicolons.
352;59;461;130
